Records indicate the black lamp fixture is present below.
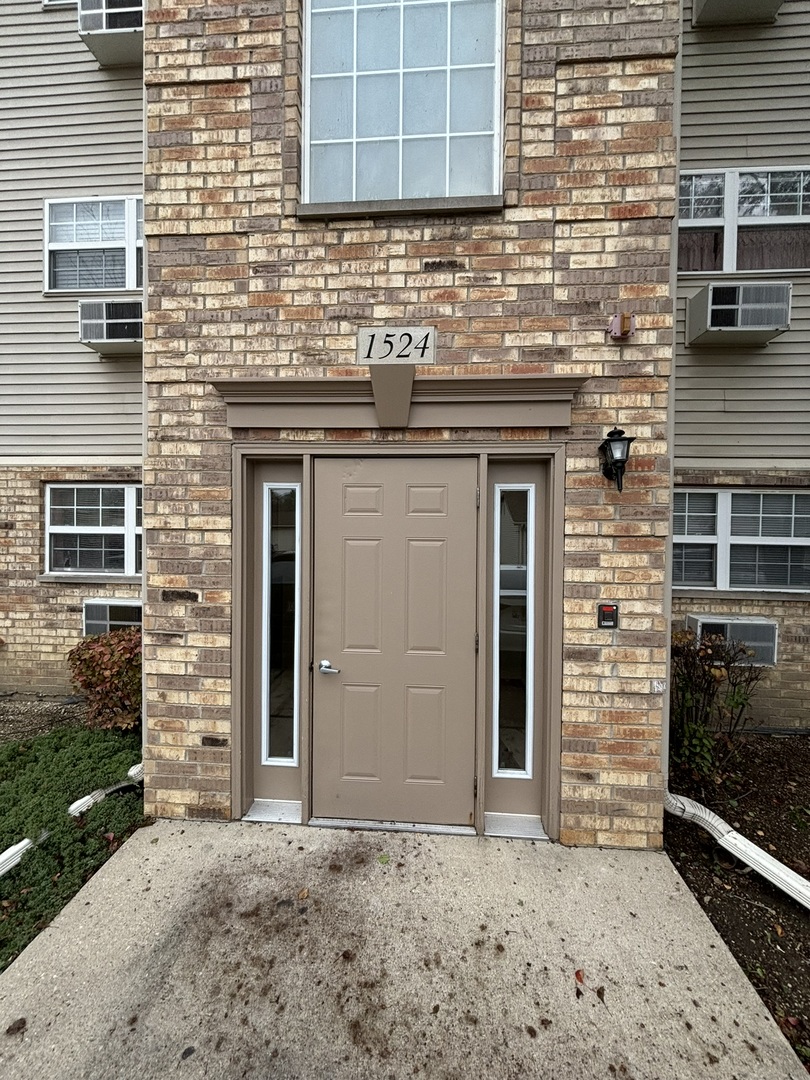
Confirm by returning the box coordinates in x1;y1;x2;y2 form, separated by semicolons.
598;427;635;493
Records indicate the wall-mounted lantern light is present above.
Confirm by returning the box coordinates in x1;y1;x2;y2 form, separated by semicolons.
598;427;635;493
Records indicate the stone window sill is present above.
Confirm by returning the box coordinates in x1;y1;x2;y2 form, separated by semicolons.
297;195;504;220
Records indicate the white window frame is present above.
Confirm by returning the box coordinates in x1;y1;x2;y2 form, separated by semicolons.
492;483;535;780
261;483;302;767
673;489;810;592
45;484;142;577
302;0;504;206
678;165;810;274
83;599;142;636
77;0;144;31
44;195;143;293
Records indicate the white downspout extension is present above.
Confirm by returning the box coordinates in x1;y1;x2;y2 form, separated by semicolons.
665;790;810;912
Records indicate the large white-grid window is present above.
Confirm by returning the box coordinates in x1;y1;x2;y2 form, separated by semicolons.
678;167;810;273
304;0;501;204
45;196;143;291
673;490;810;591
45;485;142;576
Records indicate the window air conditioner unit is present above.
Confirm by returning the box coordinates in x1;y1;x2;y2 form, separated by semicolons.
686;282;791;346
685;614;778;666
79;300;143;357
692;0;785;27
78;0;143;67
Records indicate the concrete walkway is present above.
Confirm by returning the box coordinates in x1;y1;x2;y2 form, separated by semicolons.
0;820;802;1080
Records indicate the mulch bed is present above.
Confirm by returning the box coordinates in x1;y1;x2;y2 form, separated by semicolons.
0;693;87;745
665;734;810;1073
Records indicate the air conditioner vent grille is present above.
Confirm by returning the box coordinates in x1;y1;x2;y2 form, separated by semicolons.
686;282;791;346
78;300;143;356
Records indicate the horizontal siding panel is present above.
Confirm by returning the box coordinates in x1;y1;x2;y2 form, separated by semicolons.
1;366;141;382
675;271;810;467
3;401;142;417
681;0;810;169
0;1;143;459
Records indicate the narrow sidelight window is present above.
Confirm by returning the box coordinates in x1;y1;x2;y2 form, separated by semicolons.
262;484;301;764
492;484;534;777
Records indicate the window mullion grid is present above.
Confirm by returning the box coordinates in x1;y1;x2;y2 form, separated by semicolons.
494;0;503;195
352;1;358;202
445;0;451;197
723;169;739;272
399;0;404;199
302;0;312;202
716;491;732;589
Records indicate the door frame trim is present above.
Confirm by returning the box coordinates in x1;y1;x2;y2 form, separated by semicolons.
233;441;566;840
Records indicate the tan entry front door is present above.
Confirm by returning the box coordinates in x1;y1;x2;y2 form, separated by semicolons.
312;457;478;826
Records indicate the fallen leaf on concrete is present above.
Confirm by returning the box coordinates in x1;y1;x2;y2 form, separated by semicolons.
378;854;390;865
575;969;585;984
298;887;309;901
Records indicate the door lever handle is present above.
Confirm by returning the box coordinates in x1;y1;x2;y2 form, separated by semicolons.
318;659;341;674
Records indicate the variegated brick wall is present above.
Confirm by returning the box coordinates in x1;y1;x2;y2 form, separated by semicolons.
143;0;679;845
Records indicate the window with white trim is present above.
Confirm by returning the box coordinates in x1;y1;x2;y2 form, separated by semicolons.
45;485;142;575
45;196;143;291
678;168;810;273
83;600;142;636
492;484;535;777
673;490;810;591
262;484;301;764
304;0;501;205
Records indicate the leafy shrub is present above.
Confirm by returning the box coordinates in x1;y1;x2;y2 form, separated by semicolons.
67;626;142;731
669;628;766;777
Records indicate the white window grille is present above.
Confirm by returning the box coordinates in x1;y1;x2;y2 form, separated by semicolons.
45;196;143;292
678;167;810;273
673;490;810;591
78;0;143;31
303;0;502;205
83;600;142;636
45;484;142;576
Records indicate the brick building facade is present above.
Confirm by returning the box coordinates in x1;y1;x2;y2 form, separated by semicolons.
141;0;678;847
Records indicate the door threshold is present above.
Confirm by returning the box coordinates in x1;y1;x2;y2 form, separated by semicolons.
309;817;477;837
484;812;549;840
244;799;303;824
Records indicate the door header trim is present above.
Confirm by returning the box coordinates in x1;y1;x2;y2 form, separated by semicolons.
212;374;587;430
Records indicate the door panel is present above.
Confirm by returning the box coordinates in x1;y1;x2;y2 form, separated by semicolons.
312;457;477;825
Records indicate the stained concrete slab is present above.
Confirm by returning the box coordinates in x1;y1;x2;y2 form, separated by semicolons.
0;820;803;1080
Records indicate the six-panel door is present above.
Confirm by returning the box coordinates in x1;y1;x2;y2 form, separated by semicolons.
311;457;478;825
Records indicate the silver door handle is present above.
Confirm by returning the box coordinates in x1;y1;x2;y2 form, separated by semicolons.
318;659;341;674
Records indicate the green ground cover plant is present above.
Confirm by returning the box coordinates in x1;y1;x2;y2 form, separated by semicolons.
0;726;144;972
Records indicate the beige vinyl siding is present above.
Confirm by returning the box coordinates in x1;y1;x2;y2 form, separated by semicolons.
0;2;143;460
681;0;810;168
676;2;810;470
674;278;810;469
